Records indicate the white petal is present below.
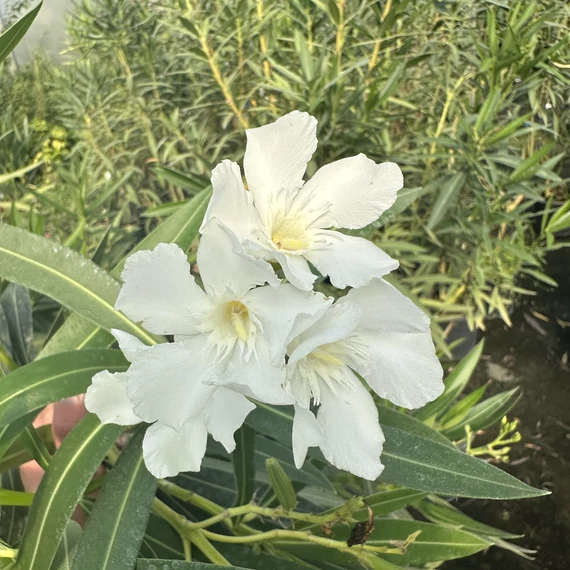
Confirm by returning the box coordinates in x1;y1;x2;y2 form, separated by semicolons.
317;376;385;480
85;371;142;426
111;329;148;362
244;283;332;364
307;230;398;289
292;405;324;469
126;336;216;431
198;218;279;298
244;111;318;226
203;388;256;453
201;160;262;239
343;279;430;333
345;280;444;409
288;301;361;366
298;156;403;230
116;243;209;335
214;337;292;405
273;251;316;291
356;329;443;409
142;418;208;478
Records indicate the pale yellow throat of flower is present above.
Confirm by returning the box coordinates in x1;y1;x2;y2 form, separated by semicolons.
308;347;345;367
225;300;250;341
270;215;310;252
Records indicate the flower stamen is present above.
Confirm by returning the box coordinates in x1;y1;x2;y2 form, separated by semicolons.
226;301;250;341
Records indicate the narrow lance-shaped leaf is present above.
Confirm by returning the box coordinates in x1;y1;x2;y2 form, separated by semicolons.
0;489;34;507
14;414;123;570
153;165;211;194
232;424;255;507
427;172;467;230
416;496;521;539
0;422;54;473
0;224;156;345
414;340;485;421
330;519;491;567
137;561;250;570
72;427;157;570
0;350;128;428
38;188;211;359
0;1;43;65
247;404;547;499
0;284;34;366
441;387;522;440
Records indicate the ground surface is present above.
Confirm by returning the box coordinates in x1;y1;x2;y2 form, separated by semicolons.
445;248;570;570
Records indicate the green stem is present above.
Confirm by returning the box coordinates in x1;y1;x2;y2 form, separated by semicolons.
186;503;345;530
200;527;402;556
182;537;191;561
187;530;231;566
153;499;230;565
157;479;226;518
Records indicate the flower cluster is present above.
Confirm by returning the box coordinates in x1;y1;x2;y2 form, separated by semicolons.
86;111;443;480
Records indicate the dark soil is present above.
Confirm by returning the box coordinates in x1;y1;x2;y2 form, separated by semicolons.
445;249;570;570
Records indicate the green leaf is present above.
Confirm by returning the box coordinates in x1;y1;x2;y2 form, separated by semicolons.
50;521;82;570
508;141;555;183
416;496;521;539
14;414;122;570
72;427;157;570
232;425;256;507
0;224;156;346
427;172;467;230
253;436;333;489
364;488;427;518
485;113;532;146
372;519;490;566
0;284;34;365
153;165;211;194
0;1;43;65
441;387;522;440
38;188;211;359
378;404;453;447
18;425;52;471
546;199;570;234
376;185;432;228
139;512;184;560
0;489;34;507
141;201;189;218
439;384;487;430
0;350;128;428
380;423;544;498
299;488;426;532
0;468;27;546
248;404;547;499
279;520;489;568
217;544;317;570
380;520;490;565
0;412;44;468
137;561;250;570
414;340;485;421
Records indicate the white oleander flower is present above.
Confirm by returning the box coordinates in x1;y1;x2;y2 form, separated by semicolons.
86;330;256;478
201;110;404;291
85;220;330;477
285;279;444;480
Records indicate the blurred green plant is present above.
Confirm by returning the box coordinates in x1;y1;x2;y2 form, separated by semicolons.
2;0;569;341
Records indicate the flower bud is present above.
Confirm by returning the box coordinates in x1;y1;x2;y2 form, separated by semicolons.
266;458;297;511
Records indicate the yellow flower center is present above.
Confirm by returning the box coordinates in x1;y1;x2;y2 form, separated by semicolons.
271;216;310;252
225;301;250;341
308;348;345;367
